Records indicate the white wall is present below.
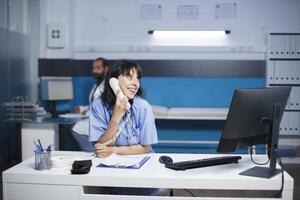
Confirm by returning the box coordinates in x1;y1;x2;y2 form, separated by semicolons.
40;0;300;60
39;0;73;58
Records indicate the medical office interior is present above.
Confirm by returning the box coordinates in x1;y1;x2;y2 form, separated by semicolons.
1;0;300;199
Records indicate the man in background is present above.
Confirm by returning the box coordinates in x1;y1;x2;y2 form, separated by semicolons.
71;57;109;151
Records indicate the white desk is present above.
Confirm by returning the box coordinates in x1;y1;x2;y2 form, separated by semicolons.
2;151;294;200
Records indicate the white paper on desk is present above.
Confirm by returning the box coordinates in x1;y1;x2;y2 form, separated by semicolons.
52;153;98;168
51;155;75;168
99;154;148;167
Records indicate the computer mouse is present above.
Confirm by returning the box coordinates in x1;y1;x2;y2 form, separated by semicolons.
159;156;173;164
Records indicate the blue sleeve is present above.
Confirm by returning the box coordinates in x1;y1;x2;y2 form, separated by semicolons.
89;98;109;142
137;100;158;145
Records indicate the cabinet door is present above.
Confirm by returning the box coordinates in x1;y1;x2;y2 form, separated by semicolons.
21;123;58;161
3;183;78;200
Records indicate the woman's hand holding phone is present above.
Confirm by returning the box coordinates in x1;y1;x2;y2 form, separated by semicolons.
111;92;129;122
109;78;131;109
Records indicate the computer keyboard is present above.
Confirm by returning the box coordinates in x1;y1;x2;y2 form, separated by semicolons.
164;156;242;171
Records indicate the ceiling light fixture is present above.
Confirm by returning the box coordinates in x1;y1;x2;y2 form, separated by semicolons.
148;30;231;36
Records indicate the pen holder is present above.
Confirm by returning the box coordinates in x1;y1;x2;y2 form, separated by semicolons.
34;150;52;170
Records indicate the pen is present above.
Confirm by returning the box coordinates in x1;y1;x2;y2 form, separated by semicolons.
33;141;39;152
38;139;43;152
46;144;52;151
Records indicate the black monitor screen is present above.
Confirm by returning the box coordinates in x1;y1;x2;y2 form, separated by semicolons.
217;87;291;153
217;87;291;178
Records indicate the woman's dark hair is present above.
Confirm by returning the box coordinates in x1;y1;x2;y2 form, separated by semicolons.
101;60;143;108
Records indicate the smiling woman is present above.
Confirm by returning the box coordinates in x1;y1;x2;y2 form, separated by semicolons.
88;60;169;196
89;60;158;157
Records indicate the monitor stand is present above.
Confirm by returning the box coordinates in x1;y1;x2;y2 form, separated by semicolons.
239;104;281;179
239;166;281;178
49;100;58;118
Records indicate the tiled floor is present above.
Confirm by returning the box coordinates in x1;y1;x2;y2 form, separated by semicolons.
1;164;299;200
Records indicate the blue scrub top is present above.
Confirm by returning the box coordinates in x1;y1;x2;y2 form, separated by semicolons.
89;96;158;146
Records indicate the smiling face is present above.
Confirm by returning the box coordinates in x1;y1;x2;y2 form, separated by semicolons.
117;68;140;100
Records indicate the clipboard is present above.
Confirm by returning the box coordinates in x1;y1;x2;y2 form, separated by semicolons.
97;155;150;169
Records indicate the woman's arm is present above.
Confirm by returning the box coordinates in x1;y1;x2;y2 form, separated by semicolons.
94;143;151;158
97;95;129;145
96;115;119;145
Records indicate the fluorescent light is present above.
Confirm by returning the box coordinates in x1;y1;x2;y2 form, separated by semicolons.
148;30;230;37
148;30;231;45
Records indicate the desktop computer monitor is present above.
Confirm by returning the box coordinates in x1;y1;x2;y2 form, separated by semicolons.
40;77;74;101
217;87;291;178
40;76;74;116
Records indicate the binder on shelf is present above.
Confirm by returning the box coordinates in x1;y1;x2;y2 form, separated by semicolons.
292;61;300;84
277;35;285;57
289;61;294;84
287;87;300;110
280;111;300;136
291;35;297;57
280;112;288;135
287;88;293;110
284;35;290;57
97;154;151;169
295;87;300;109
269;35;276;56
286;61;294;83
274;61;285;84
286;96;291;110
296;35;300;56
288;112;293;134
295;112;300;135
267;60;275;84
291;112;296;135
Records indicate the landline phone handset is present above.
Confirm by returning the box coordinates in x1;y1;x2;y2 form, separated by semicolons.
101;78;131;146
109;78;131;109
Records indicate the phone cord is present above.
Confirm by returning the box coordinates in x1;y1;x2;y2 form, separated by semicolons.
102;112;131;146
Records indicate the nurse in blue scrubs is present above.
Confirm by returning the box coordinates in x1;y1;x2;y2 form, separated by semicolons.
89;60;170;196
89;60;158;158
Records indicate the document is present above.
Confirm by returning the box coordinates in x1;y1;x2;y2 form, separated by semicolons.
97;154;150;169
51;153;96;168
51;155;75;168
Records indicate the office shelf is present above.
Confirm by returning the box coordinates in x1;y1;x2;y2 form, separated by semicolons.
267;32;300;137
267;32;300;164
152;106;228;120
